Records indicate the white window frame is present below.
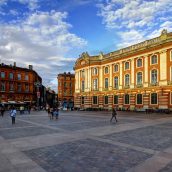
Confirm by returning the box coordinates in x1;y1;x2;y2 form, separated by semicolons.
104;95;109;105
105;78;108;89
114;64;119;72
104;66;109;74
125;74;130;86
93;78;98;90
93;68;98;75
124;94;130;105
137;58;143;68
150;93;158;105
151;54;158;65
136;94;143;105
113;95;118;105
114;76;118;89
125;61;130;70
151;69;158;84
137;72;143;85
92;96;98;105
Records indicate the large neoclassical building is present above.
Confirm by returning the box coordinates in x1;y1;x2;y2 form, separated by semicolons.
73;30;172;111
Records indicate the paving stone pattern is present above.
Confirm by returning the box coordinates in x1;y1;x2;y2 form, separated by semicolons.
1;111;172;172
159;161;172;172
0;126;58;139
101;124;172;151
24;138;152;172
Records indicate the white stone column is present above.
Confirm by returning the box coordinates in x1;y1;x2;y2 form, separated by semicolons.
144;56;148;87
78;70;80;91
109;64;112;90
131;59;134;88
159;50;167;85
119;62;123;89
75;71;78;91
85;68;88;91
99;66;103;91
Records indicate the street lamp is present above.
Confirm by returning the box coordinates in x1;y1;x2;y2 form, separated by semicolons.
34;81;41;110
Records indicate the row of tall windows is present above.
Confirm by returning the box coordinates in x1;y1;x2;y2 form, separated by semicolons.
81;69;159;91
81;93;159;105
0;82;29;92
102;55;158;74
0;72;29;81
80;55;159;78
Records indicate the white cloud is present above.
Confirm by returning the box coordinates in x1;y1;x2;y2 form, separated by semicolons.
0;11;87;91
97;0;172;49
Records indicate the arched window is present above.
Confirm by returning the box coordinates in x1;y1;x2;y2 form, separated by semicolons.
125;62;130;70
151;69;157;83
151;55;158;64
125;74;130;86
105;66;109;74
93;68;98;75
105;78;108;88
137;72;142;84
114;64;118;72
137;59;142;67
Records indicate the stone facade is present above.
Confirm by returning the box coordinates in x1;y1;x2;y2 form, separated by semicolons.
74;30;172;110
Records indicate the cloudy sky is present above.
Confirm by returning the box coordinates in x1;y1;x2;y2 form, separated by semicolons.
0;0;172;91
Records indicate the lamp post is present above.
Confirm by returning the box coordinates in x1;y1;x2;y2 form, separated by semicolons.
34;81;41;110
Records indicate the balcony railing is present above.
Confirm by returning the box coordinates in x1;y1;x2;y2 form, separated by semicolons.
149;82;159;86
136;84;143;88
124;85;130;89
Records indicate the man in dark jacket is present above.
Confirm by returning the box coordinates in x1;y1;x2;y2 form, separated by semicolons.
110;108;118;123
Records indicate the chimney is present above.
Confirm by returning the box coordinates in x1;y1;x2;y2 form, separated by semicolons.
29;65;33;70
14;62;16;67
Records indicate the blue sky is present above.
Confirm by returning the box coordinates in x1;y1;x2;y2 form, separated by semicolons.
0;0;172;91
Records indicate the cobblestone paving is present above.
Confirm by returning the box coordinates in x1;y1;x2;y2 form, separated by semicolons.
0;126;58;139
0;117;33;128
101;124;172;151
159;161;172;172
1;111;172;172
24;138;152;172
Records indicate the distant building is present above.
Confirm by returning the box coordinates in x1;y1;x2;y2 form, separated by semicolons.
46;88;57;107
57;72;75;108
74;30;172;111
0;62;42;105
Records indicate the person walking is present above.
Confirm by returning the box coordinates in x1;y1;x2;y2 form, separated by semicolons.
110;108;118;123
1;106;5;117
10;107;17;124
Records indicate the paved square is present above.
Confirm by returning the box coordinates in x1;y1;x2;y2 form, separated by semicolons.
1;110;172;172
24;138;152;172
101;124;172;151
